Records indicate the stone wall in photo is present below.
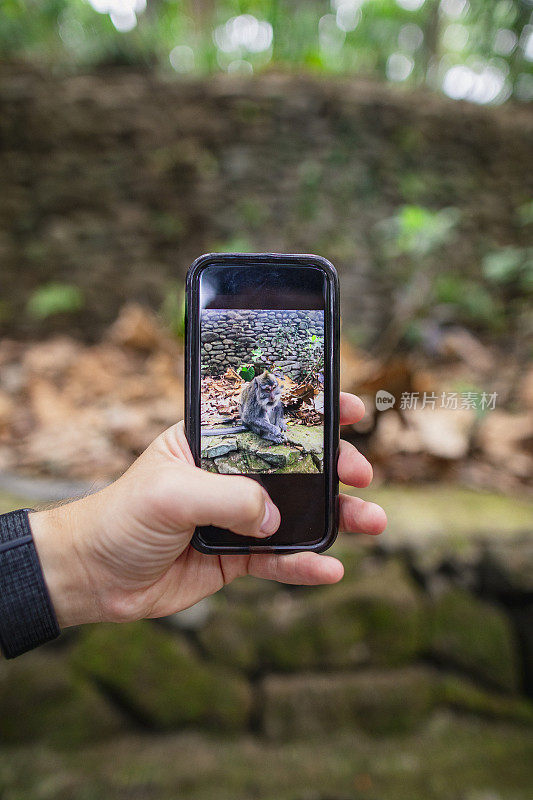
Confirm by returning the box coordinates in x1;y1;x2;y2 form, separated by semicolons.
201;309;324;379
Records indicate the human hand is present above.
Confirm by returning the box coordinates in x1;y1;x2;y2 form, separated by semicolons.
30;393;386;628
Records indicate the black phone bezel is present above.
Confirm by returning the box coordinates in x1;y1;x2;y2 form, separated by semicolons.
185;252;340;555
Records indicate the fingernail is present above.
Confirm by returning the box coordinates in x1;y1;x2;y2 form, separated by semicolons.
260;499;279;536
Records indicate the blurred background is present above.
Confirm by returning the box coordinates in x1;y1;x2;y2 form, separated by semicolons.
0;1;532;798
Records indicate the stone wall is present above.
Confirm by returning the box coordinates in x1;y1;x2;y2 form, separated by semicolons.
0;64;531;341
201;309;323;379
1;533;531;748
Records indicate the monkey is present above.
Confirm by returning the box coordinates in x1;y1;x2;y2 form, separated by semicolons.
201;371;286;444
240;370;287;443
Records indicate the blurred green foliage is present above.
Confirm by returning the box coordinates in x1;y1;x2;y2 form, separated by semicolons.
516;199;533;226
160;281;186;339
213;235;252;253
26;282;85;319
382;204;460;258
375;201;530;340
1;0;532;104
482;245;533;291
435;274;503;329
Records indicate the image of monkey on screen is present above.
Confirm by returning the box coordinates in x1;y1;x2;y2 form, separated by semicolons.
200;309;324;475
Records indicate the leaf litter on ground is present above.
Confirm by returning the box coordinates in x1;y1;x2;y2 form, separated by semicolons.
201;368;324;427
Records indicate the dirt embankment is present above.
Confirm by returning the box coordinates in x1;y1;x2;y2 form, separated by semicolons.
0;64;531;341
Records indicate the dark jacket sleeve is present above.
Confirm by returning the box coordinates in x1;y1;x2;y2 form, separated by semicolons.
0;509;60;659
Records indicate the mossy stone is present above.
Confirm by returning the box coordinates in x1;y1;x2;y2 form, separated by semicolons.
213;450;271;474
201;435;238;459
328;538;367;581
439;675;533;726
273;453;319;474
482;538;533;593
199;561;425;673
200;458;218;473
238;432;299;468
262;667;437;738
428;588;519;692
198;592;332;673
203;429;321;471
197;603;265;672
285;425;323;454
260;592;347;671
234;431;265;452
0;651;125;748
301;560;427;668
71;621;251;731
257;446;298;468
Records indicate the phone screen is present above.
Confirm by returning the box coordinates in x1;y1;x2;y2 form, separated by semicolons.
193;261;332;550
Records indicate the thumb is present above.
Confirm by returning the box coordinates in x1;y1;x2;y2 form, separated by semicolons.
146;422;281;538
180;466;281;538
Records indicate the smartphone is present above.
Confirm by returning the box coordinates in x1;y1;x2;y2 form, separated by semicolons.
185;253;339;554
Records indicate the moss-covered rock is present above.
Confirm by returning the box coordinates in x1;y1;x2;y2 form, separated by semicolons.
273;453;319;473
328;538;367;581
71;621;251;731
260;591;352;671
199;560;425;672
200;427;324;473
297;560;426;669
198;590;337;673
261;668;533;740
239;432;299;468
262;667;438;738
200;435;238;459
439;675;533;725
198;603;266;672
0;651;125;748
428;588;519;692
354;485;533;544
213;450;271;473
285;425;323;454
481;538;533;594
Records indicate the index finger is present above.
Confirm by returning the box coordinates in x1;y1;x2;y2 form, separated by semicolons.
340;392;365;426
